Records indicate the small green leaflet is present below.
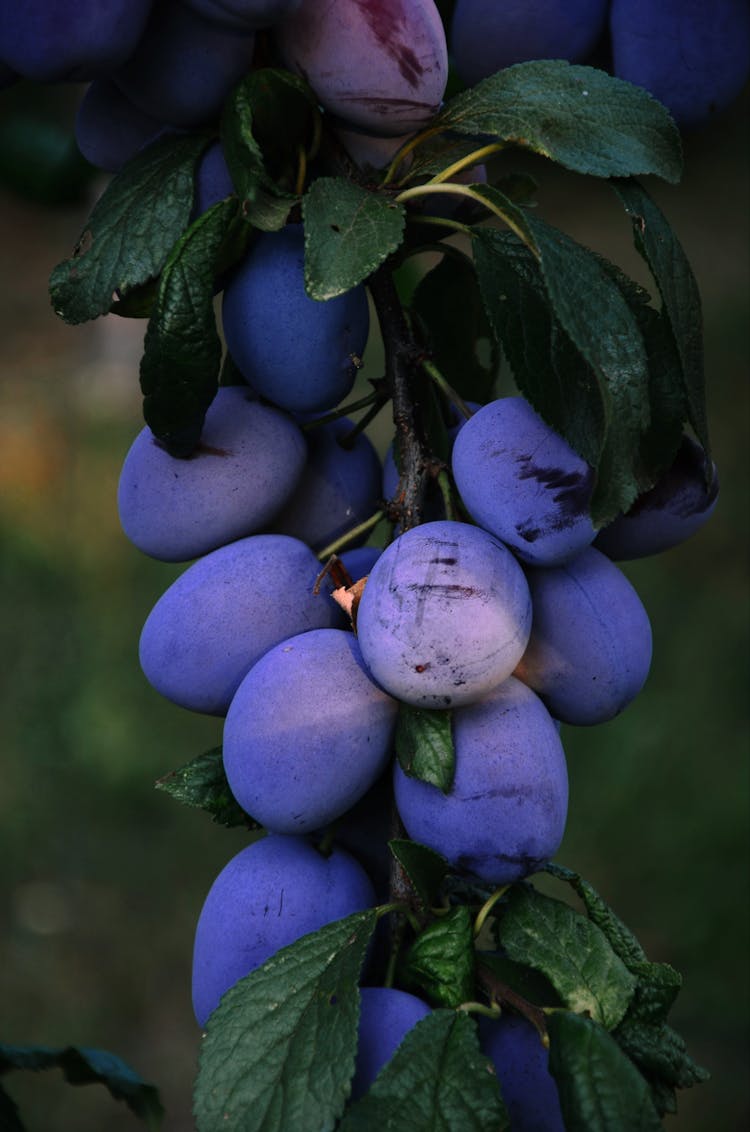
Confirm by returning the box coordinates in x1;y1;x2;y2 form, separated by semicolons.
388;839;448;908
155;747;254;828
303;178;406;300
401;906;475;1008
395;703;455;793
614;1018;709;1092
434;60;682;183
496;886;637;1030
0;1043;163;1131
50;132;209;325
339;1010;508;1132
613;178;709;455
193;910;377;1132
547;1012;662;1131
140;197;241;453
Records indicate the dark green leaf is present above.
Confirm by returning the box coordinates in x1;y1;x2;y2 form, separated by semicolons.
0;1043;163;1130
395;704;455;793
411;252;498;403
435;60;682;182
194;910;377;1132
497;886;636;1029
388;840;449;908
401;906;475;1008
49;133;209;325
475;952;563;1009
109;276;159;319
303;178;406;300
140;197;240;453
0;1083;23;1132
547;1012;662;1131
613;178;709;454
155;747;255;828
614;1018;709;1091
340;1010;508;1132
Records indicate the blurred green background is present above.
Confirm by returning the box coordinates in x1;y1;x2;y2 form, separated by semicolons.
0;84;747;1131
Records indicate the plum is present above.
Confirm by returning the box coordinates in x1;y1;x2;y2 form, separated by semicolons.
192;834;375;1026
479;1013;564;1131
451;396;597;566
276;0;448;136
394;676;568;884
180;0;301;32
192;140;235;218
450;0;609;87
271;418;382;552
594;436;719;560
138;535;342;715
0;0;153;83
356;520;532;708
118;387;306;562
610;0;750;129
339;545;382;582
74;80;168;173
112;0;255;128
222;226;370;414
515;547;653;725
352;987;432;1099
223;628;398;832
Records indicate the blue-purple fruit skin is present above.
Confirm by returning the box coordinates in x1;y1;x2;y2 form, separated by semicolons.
450;0;608;86
276;0;448;136
118;387;306;562
75;80;167;173
223;629;398;832
594;436;719;561
479;1013;565;1132
192;834;375;1027
352;987;432;1099
222;226;370;414
339;545;382;582
357;521;532;709
192;140;235;218
139;535;341;715
515;547;653;726
112;0;255;127
180;0;301;32
452;397;596;567
610;0;750;129
395;677;567;884
0;0;153;82
272;418;382;552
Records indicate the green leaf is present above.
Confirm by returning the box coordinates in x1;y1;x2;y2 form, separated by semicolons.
0;1083;24;1132
340;1010;508;1132
193;910;377;1132
475;952;563;1009
0;1043;163;1130
140;197;241;453
614;1018;709;1092
435;60;682;182
547;1012;662;1131
395;703;455;793
497;886;637;1030
411;252;498;403
401;906;475;1008
302;178;406;300
155;747;255;828
388;840;448;909
49;133;209;325
613;178;709;454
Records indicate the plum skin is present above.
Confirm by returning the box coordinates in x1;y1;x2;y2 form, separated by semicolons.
452;396;597;567
450;0;609;87
223;628;398;833
138;535;342;716
514;547;653;726
356;520;532;709
479;1012;564;1132
118;387;306;562
191;834;375;1027
394;676;568;885
75;80;167;174
352;987;431;1099
222;226;370;414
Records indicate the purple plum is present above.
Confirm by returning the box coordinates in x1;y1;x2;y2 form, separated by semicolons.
223;628;398;832
75;80;168;173
180;0;301;31
479;1013;564;1131
394;676;568;884
352;987;432;1099
192;834;375;1026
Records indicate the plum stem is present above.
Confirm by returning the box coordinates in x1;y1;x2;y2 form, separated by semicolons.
317;510;385;561
300;384;388;431
421;357;474;421
475;958;549;1042
426;142;506;185
473;885;511;938
382;124;444;185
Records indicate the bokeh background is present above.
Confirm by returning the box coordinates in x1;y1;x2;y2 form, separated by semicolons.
0;80;747;1131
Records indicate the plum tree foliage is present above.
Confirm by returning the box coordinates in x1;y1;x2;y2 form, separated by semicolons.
3;0;736;1126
